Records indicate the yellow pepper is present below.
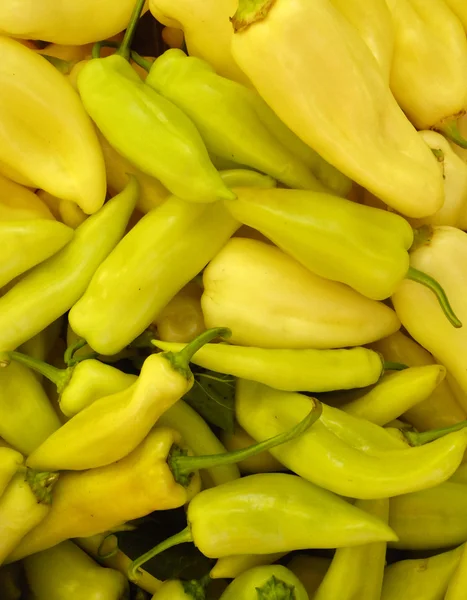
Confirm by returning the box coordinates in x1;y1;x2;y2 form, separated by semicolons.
0;173;53;221
0;447;23;498
0;36;106;214
154;282;205;343
444;0;467;32
202;238;400;349
369;331;466;430
446;541;467;600
230;0;444;219
210;552;287;580
37;191;88;229
287;556;331;598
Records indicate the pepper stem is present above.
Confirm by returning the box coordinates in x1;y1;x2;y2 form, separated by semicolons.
406;267;462;328
410;225;433;253
0;350;71;393
25;469;59;505
437;120;467;149
257;575;295;600
231;0;277;33
116;0;147;60
403;419;467;446
41;55;76;74
130;50;153;72
383;361;409;372
129;527;193;582
169;400;322;486
64;338;88;366
164;328;231;379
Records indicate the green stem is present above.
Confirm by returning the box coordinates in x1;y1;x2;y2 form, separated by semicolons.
116;0;147;60
410;225;433;253
64;338;88;366
383;361;409;371
430;148;444;163
129;527;193;582
130;50;153;71
25;469;59;505
257;575;295;600
437;120;467;150
406;266;462;328
0;350;71;393
403;419;467;446
41;55;75;74
231;0;276;33
169;400;322;486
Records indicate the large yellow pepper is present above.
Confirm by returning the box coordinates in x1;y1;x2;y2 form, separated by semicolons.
230;0;444;219
446;542;467;600
444;0;467;32
0;174;53;221
0;36;106;214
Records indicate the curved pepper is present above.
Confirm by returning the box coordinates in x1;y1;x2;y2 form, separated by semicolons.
342;365;447;426
370;331;466;430
313;498;388;600
220;426;285;474
230;0;444;219
128;472;397;580
287;556;331;598
0;177;138;353
23;541;129;600
202;237;400;349
0;448;23;498
146;50;331;193
0;220;73;289
211;552;287;580
446;541;467;599
0;470;58;565
154;282;205;343
236;379;467;499
77;3;233;204
0;36;106;214
219;565;309;600
388;481;467;550
381;544;463;600
392;226;467;412
386;0;467;137
0;174;53;221
223;188;460;327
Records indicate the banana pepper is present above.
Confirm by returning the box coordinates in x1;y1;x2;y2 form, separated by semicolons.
0;448;23;498
211;552;287;580
446;541;467;600
154;282;205;343
230;0;444;219
202;238;401;349
151;579;208;600
219;565;309;600
220;426;285;475
444;0;467;32
0;36;106;214
0;173;53;221
0;177;138;353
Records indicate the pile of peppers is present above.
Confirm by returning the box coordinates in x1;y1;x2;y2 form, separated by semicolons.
3;0;467;598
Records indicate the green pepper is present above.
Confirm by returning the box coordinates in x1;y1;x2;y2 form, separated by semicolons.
151;578;208;600
23;541;129;600
77;2;233;204
0;219;73;289
219;565;309;600
202;238;401;349
223;187;460;326
0;360;61;455
0;177;138;352
151;339;385;393
0;447;23;498
313;498;388;600
128;472;397;579
236;379;467;499
145;49;330;193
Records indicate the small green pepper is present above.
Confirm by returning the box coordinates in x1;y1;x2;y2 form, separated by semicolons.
219;565;309;600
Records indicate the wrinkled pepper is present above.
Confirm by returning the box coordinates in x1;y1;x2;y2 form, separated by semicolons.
219;565;309;600
386;0;467;139
77;1;233;204
0;470;58;565
445;541;467;600
223;188;459;327
153;339;385;392
0;177;138;352
146;49;335;193
230;0;444;218
0;36;106;214
0;173;53;221
154;282;205;343
0;360;60;454
210;552;287;580
0;447;23;498
23;541;129;600
220;426;285;474
129;472;397;579
392;226;467;412
202;238;401;349
381;544;463;600
0;220;73;289
369;331;466;430
313;498;388;600
287;556;331;598
236;379;467;499
342;365;446;426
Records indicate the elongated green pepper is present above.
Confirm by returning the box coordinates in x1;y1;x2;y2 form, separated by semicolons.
236;380;467;499
219;565;309;600
152;339;385;392
77;2;233;204
0;447;23;498
223;188;460;326
128;473;397;580
0;178;138;352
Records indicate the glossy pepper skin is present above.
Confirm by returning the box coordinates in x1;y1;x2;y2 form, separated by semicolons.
0;36;106;214
236;380;467;499
0;173;54;221
0;177;138;353
393;226;467;412
147;50;331;193
23;541;129;600
202;238;400;349
220;565;309;600
444;0;467;32
369;331;466;430
0;220;73;289
314;499;388;600
386;0;467;132
152;339;384;393
230;0;444;219
211;553;287;580
8;428;202;562
0;448;23;498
